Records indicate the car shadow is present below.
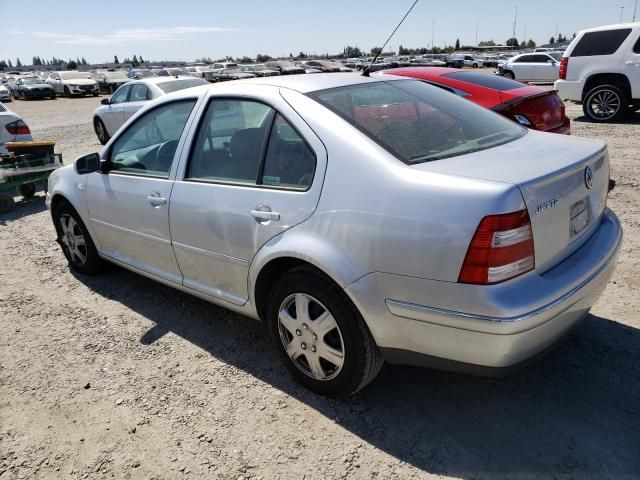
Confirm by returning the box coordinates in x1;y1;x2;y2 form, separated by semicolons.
573;111;640;124
0;193;47;225
74;266;640;479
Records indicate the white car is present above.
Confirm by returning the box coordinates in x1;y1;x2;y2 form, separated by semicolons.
463;55;484;68
0;103;32;154
499;52;563;82
555;22;640;122
185;66;213;78
0;84;11;102
92;76;208;144
46;71;100;97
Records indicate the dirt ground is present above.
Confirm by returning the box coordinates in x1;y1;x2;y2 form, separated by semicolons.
1;89;639;480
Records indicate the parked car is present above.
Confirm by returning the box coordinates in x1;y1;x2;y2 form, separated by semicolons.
300;60;341;73
211;62;239;71
48;74;621;397
128;69;157;80
295;62;323;74
0;103;32;154
157;67;190;77
93;70;131;94
46;71;100;97
498;52;563;82
554;22;640;122
0;84;11;102
463;55;484;68
11;76;56;100
265;61;306;75
204;69;256;83
92;76;207;144
445;54;465;68
382;67;570;134
185;66;213;78
240;64;281;77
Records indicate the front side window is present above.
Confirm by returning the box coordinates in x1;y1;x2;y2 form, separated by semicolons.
109;100;196;177
571;29;632;57
110;85;131;104
309;79;526;165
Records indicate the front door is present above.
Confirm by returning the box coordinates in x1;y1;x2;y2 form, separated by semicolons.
169;95;326;305
101;84;131;136
120;83;151;125
87;98;199;283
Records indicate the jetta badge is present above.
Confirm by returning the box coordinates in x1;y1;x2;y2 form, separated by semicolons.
585;166;594;190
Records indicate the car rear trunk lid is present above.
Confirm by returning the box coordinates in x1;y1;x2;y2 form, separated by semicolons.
413;131;609;272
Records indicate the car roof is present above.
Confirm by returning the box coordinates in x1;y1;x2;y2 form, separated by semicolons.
578;22;640;34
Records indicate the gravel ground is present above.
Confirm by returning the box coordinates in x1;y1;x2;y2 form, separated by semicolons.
1;91;639;480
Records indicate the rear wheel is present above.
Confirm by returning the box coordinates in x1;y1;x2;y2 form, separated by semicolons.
266;267;383;397
503;70;515;79
583;85;627;122
94;118;110;145
18;182;37;199
0;193;14;213
53;202;105;275
472;62;479;68
64;86;71;98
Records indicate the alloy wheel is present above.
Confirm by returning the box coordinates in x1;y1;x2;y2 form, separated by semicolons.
59;214;88;265
588;89;621;120
277;293;345;381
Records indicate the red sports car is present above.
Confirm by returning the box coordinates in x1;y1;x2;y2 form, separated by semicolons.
380;67;571;134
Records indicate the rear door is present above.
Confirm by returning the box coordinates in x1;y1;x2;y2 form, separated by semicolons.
535;54;559;82
625;30;640;99
121;83;151;124
87;98;199;283
169;88;327;305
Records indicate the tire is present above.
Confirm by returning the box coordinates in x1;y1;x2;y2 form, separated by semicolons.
503;70;515;79
22;91;28;101
266;267;383;397
53;201;105;275
0;193;14;214
582;84;627;122
18;182;36;199
64;86;71;98
94;117;110;145
472;63;479;68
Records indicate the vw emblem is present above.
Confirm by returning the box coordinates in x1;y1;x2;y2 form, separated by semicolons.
584;166;593;190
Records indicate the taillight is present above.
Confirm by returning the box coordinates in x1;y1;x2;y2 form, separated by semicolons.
559;57;568;80
459;209;535;285
5;120;30;135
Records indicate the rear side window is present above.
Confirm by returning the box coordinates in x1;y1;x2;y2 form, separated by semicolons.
635;35;640;54
571;29;632;57
442;71;523;91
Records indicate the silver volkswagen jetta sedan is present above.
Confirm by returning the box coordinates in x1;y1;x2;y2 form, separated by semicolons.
47;74;622;397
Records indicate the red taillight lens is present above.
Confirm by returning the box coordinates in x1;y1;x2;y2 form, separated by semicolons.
559;57;568;80
459;209;535;285
5;120;30;135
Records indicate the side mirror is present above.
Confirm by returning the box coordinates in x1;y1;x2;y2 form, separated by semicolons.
101;98;110;105
74;153;102;175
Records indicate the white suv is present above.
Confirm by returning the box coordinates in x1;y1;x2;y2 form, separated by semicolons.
555;23;640;122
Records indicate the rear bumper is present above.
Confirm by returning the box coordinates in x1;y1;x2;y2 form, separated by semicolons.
345;209;622;370
554;80;583;102
546;117;571;135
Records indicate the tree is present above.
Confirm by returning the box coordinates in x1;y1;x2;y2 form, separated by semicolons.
549;36;555;45
132;54;140;67
526;39;537;49
67;60;78;70
255;53;272;63
455;38;460;50
343;45;362;58
478;40;496;47
8;60;12;68
370;46;383;56
505;37;519;47
138;55;145;64
0;60;7;71
296;51;307;59
81;57;88;66
16;58;22;67
114;55;119;64
237;56;253;64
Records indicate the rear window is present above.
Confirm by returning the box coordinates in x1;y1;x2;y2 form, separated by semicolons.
157;78;207;93
442;71;524;91
571;29;632;57
308;79;526;165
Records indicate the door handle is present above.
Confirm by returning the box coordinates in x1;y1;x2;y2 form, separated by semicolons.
250;207;280;222
147;192;166;207
624;60;640;66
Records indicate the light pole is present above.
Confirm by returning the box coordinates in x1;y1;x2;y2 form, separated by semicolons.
523;24;527;46
620;6;624;23
432;20;435;52
475;21;479;46
512;6;519;42
633;0;638;22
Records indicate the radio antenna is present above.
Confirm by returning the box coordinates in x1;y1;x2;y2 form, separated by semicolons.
363;0;420;77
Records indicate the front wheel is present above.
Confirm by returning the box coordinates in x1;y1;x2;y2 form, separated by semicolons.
503;70;515;79
583;85;627;122
53;202;105;275
18;182;36;199
94;117;110;145
267;268;383;397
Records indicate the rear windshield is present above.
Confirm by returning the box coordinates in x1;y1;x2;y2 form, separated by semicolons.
308;79;526;164
571;29;632;57
157;78;207;93
442;71;524;91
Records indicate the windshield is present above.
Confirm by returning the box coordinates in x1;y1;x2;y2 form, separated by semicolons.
21;77;40;85
549;52;563;61
157;78;208;93
104;71;130;80
59;71;87;80
308;79;526;164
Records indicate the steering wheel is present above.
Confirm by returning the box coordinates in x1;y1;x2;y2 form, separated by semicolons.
155;140;179;171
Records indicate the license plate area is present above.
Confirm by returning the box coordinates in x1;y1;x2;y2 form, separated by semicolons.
570;198;591;238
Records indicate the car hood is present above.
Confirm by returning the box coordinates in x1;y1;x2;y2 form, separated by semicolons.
64;78;96;85
24;83;54;89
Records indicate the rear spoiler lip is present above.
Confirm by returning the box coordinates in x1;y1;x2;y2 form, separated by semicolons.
491;90;560;114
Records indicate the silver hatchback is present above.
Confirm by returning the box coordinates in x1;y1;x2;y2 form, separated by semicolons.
47;74;622;396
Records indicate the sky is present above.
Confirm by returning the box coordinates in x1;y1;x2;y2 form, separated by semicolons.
1;0;638;64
